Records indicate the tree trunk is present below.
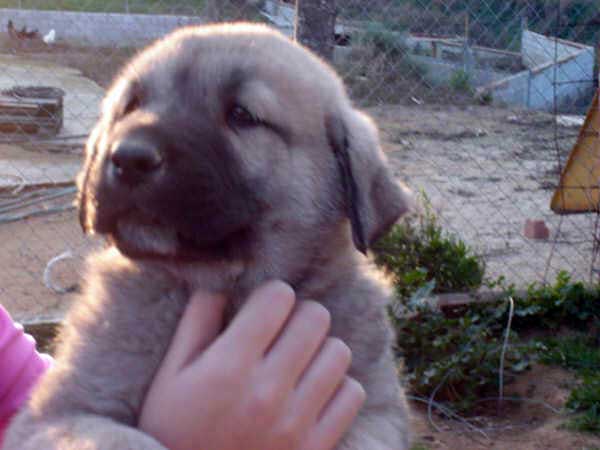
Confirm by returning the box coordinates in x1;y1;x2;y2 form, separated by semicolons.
295;0;337;61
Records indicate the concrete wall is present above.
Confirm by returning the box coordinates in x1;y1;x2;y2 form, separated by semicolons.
485;70;530;108
528;48;595;112
0;8;204;47
404;36;522;71
409;54;509;88
483;30;595;113
522;29;582;68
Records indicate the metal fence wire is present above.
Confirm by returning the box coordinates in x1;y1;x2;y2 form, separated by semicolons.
0;0;599;321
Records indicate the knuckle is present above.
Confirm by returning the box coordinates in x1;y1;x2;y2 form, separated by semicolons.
247;383;281;416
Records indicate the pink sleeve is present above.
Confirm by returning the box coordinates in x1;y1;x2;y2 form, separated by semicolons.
0;305;52;445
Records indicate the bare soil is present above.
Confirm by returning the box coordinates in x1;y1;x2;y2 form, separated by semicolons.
374;103;593;287
1;36;598;450
411;364;600;449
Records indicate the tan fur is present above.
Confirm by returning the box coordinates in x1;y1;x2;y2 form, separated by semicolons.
4;23;412;449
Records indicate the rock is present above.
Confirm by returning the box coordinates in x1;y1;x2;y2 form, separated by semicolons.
524;219;550;240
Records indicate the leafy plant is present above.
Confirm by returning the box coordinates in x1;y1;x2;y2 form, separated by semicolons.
373;194;484;299
374;196;600;424
372;196;533;411
566;404;600;434
391;295;535;411
540;335;600;373
540;333;600;434
358;21;406;57
510;271;600;330
449;69;472;93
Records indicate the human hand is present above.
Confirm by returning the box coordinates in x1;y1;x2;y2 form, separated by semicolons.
139;280;365;450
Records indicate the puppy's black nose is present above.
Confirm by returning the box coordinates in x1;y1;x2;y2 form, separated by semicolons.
110;143;163;185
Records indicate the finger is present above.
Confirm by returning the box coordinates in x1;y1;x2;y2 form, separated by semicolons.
302;377;366;450
160;291;228;373
263;301;330;386
293;338;352;419
211;280;295;362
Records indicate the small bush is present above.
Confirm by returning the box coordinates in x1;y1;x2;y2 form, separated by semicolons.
391;297;535;411
358;21;406;57
540;334;600;373
373;196;484;299
540;333;600;433
336;21;429;105
511;271;600;330
374;197;600;425
449;69;473;93
372;196;534;411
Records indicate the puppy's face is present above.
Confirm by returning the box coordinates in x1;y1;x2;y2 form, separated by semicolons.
78;24;411;265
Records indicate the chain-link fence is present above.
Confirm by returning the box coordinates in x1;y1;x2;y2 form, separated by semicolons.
0;0;599;321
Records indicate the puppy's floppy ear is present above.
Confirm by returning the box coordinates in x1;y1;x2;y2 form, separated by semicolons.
326;110;413;254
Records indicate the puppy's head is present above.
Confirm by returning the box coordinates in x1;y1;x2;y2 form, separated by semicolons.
78;23;412;263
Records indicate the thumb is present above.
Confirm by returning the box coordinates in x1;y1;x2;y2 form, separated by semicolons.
161;291;228;373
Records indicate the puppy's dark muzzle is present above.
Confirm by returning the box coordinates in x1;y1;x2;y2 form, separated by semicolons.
81;122;263;259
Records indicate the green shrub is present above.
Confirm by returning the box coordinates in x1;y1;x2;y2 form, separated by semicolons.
372;196;534;411
540;333;600;433
566;404;600;434
540;334;600;373
358;21;406;57
336;21;429;105
391;296;535;411
374;197;600;423
373;195;484;299
511;271;600;330
449;69;473;93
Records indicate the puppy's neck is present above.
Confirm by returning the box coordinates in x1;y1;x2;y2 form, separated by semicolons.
150;225;365;309
163;258;246;295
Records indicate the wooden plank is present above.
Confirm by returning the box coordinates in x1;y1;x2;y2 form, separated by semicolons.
23;319;61;354
436;289;527;308
0;96;60;105
0;100;61;118
0;117;61;134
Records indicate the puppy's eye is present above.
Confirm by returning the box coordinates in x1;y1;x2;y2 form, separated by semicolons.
228;105;261;128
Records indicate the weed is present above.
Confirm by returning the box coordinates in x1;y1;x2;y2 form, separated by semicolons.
373;195;533;411
449;69;473;93
541;333;600;433
410;443;432;450
374;197;600;428
336;22;429;105
373;194;484;299
566;404;600;434
511;272;600;330
540;335;600;373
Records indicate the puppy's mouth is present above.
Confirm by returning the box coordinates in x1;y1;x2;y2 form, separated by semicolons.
106;210;253;262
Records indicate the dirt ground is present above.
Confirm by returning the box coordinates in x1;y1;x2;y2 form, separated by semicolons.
374;104;594;287
1;37;599;449
410;364;600;449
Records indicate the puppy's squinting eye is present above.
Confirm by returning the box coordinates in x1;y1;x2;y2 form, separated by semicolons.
227;105;261;129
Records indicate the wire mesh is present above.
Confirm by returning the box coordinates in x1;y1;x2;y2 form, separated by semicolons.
0;0;599;321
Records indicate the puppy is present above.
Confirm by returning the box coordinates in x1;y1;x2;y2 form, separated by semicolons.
4;23;413;449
